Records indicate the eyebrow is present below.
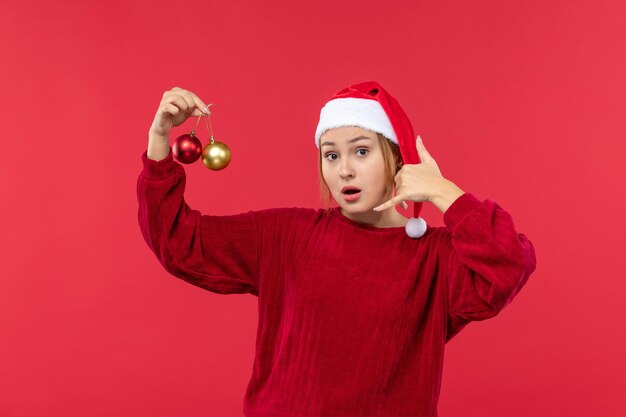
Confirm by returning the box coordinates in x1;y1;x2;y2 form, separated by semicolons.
321;136;372;148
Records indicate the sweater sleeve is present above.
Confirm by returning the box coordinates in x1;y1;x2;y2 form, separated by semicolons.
136;147;261;296
438;192;537;342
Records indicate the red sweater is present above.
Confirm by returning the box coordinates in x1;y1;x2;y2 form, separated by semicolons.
137;147;537;417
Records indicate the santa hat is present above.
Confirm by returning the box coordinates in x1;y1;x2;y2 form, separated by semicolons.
314;81;427;238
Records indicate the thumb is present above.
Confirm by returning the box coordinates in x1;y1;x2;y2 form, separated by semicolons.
416;135;432;163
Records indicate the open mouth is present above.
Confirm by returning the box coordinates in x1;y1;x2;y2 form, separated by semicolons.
342;188;362;201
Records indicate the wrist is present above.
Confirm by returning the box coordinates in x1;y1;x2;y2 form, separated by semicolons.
148;125;169;143
431;179;464;214
147;137;171;162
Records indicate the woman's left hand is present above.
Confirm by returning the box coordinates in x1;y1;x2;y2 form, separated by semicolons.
373;135;460;212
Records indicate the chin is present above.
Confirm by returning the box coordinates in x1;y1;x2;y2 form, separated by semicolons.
336;200;371;213
334;191;377;212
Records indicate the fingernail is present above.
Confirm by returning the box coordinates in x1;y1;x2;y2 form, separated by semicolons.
203;106;210;113
417;135;422;144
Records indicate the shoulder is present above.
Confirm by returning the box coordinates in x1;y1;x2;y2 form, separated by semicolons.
419;224;458;260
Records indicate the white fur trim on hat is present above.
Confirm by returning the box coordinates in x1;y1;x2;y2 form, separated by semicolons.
315;97;398;148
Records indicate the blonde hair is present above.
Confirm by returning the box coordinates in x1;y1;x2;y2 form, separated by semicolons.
318;132;403;216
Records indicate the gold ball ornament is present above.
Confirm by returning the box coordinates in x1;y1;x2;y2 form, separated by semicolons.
201;139;231;170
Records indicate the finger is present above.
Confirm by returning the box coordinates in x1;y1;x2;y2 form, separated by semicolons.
373;195;403;211
416;135;433;163
166;94;190;115
173;92;195;116
372;199;391;211
402;201;408;209
168;95;209;117
169;88;210;115
394;169;402;183
163;102;180;116
187;91;211;115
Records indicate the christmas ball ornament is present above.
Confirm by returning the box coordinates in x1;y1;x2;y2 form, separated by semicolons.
202;139;231;170
172;131;202;164
170;103;233;171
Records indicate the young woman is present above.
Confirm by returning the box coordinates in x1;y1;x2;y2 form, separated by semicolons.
137;82;537;417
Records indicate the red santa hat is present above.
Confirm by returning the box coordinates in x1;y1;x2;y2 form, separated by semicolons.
314;81;427;238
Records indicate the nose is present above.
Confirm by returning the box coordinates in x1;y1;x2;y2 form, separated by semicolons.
339;157;355;179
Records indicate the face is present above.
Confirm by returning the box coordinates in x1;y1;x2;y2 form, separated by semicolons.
320;126;393;221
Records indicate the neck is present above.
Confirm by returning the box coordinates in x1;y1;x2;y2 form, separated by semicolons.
340;207;407;228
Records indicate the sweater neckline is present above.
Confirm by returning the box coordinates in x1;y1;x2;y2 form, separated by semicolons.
331;207;407;233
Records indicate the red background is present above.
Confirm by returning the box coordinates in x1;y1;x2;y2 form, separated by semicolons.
1;0;625;416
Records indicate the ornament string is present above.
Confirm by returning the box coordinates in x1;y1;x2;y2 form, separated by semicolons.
191;103;215;143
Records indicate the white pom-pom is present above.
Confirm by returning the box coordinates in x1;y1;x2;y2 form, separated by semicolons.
405;216;427;238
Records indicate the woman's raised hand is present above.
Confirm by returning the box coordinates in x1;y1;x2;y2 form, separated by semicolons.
147;87;211;161
149;87;211;138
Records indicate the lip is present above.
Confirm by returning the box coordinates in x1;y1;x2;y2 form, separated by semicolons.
341;185;361;193
342;190;362;202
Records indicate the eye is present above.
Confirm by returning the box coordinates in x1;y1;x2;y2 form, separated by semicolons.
324;148;369;161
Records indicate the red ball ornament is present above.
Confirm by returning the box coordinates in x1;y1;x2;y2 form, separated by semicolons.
172;131;203;164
